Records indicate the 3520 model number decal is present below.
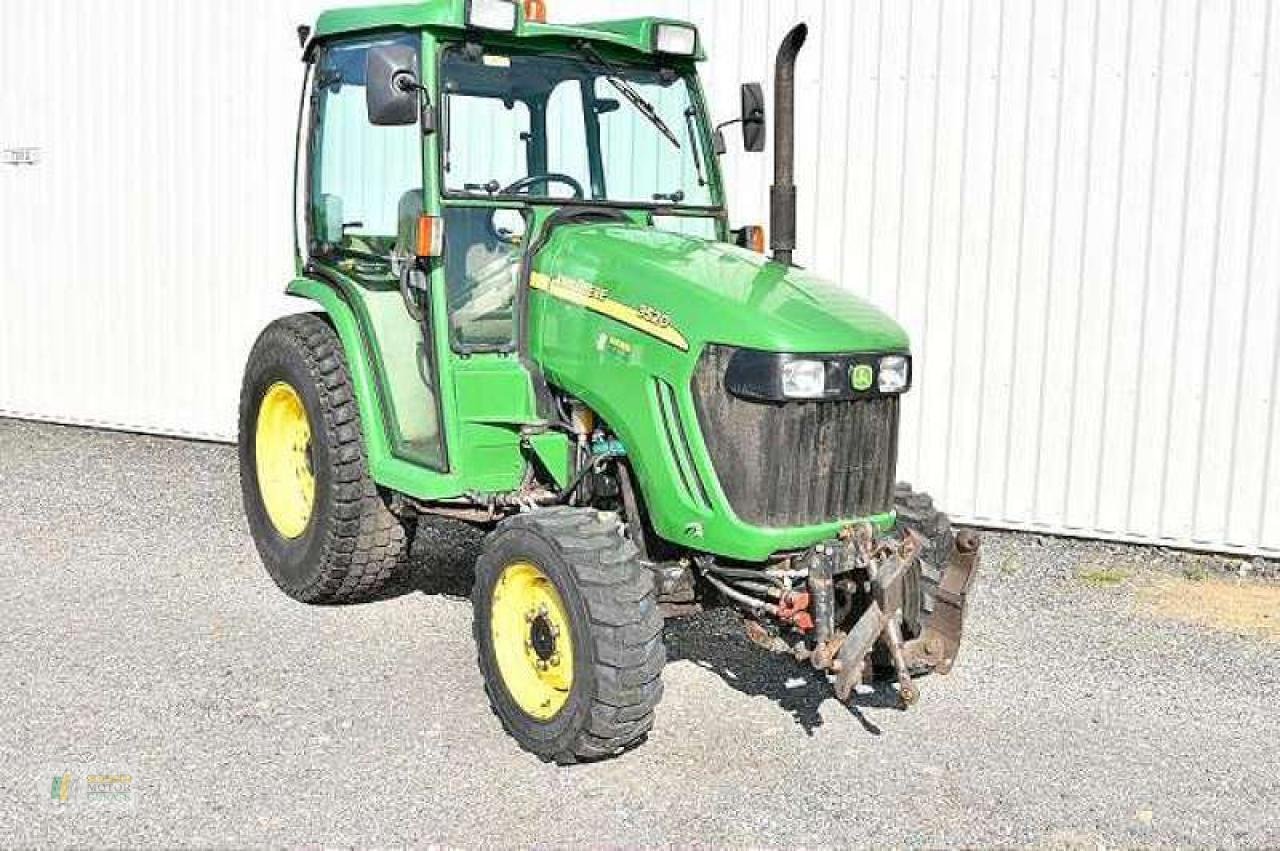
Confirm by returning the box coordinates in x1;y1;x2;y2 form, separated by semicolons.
529;271;689;352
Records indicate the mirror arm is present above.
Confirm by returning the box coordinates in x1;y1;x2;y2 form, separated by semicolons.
420;96;437;136
394;74;437;135
399;260;429;323
712;118;741;155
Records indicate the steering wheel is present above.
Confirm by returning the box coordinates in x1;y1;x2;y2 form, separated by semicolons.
501;173;585;200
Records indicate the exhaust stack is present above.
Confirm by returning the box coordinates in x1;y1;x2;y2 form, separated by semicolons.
770;23;808;267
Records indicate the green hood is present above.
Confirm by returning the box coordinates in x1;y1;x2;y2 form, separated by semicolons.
538;222;910;354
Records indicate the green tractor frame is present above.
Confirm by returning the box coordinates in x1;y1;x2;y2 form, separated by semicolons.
239;0;981;763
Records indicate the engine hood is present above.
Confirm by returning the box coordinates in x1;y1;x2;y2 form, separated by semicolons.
535;222;909;354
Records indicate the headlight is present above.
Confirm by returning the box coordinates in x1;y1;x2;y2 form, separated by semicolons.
780;359;827;399
878;355;910;393
467;0;517;31
723;348;911;402
654;23;698;56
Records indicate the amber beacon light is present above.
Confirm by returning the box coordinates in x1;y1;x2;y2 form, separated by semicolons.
523;0;547;23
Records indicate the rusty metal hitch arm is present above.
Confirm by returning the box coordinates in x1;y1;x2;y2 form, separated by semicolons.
825;528;982;706
901;529;982;675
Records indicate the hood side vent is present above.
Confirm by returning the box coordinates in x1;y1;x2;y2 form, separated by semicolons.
654;378;711;512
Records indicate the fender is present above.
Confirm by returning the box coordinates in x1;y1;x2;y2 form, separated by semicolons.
285;275;467;500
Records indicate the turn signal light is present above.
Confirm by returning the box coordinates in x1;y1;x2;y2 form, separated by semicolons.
523;0;546;23
736;225;766;254
416;214;444;258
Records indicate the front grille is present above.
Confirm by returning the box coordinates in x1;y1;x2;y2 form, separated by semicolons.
690;345;899;528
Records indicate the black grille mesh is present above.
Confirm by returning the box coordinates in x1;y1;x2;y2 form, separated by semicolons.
690;345;899;528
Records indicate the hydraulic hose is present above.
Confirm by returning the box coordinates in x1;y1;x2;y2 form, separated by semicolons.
703;571;780;616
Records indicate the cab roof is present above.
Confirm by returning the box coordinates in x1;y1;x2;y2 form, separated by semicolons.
313;1;707;61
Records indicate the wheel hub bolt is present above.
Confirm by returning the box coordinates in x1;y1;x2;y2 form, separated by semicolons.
528;612;558;663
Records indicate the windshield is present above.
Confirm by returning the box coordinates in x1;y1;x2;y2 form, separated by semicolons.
441;45;716;208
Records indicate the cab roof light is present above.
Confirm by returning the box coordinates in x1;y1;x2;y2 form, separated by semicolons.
654;23;698;56
466;0;518;32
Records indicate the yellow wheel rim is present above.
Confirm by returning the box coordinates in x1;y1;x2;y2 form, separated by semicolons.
490;561;575;720
255;381;315;539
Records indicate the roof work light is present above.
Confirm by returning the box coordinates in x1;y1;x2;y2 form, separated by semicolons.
654;23;698;56
467;0;518;31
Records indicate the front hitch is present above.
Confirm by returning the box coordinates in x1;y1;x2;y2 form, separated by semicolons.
736;525;981;708
822;527;980;706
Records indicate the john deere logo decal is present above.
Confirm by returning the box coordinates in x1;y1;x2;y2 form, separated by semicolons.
850;364;874;392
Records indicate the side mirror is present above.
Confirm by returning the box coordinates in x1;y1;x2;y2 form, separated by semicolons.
366;44;420;126
741;82;767;152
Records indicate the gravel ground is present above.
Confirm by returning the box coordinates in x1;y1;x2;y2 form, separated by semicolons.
0;418;1277;848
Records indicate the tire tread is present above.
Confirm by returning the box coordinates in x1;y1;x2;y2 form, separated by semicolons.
240;314;409;604
474;507;665;764
894;483;954;629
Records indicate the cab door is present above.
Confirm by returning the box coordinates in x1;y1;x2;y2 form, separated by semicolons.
429;45;567;490
307;34;448;472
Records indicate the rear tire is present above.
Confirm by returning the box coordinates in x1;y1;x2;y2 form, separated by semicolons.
472;507;665;764
894;483;954;638
239;313;410;604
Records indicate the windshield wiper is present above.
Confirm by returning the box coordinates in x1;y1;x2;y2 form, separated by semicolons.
579;42;681;150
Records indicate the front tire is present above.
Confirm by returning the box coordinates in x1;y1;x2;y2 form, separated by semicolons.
472;507;665;764
239;314;410;604
894;483;954;637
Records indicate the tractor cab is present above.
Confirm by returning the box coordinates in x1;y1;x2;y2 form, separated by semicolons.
293;2;758;492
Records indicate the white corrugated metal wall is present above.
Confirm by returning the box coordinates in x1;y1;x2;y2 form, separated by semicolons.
2;0;1277;556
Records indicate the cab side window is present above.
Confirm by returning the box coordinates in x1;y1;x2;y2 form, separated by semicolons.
311;36;421;257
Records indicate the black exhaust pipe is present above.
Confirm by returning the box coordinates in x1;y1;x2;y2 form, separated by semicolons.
770;23;808;267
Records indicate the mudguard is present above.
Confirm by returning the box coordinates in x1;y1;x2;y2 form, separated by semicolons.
285;275;467;500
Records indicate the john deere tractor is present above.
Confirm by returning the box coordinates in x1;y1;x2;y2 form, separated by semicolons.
239;0;981;763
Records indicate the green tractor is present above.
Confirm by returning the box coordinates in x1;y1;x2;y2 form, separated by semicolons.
239;0;981;763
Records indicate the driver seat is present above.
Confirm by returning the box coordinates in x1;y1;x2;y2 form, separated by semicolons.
396;190;521;347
